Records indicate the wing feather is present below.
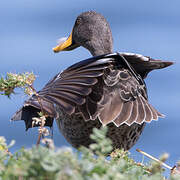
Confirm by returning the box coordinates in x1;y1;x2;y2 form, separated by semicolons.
43;95;75;114
45;91;85;105
140;96;153;122
40;85;92;96
125;100;138;125
135;97;146;124
114;101;133;126
98;91;124;125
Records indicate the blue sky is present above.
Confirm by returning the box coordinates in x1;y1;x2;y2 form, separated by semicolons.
0;0;180;173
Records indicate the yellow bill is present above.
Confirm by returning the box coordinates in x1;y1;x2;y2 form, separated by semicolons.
53;32;79;53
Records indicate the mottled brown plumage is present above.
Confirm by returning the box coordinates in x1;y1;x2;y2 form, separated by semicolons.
11;11;173;150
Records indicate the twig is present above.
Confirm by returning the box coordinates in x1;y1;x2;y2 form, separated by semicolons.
28;85;46;147
29;85;44;113
136;149;180;174
136;149;172;169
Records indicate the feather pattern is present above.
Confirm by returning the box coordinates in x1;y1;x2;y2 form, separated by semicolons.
12;52;170;128
38;53;164;126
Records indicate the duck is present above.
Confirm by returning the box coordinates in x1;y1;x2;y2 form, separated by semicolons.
12;11;173;150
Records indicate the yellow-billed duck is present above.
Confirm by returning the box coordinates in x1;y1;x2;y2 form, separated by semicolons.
12;11;173;150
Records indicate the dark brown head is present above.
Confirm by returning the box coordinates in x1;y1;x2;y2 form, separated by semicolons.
53;11;113;56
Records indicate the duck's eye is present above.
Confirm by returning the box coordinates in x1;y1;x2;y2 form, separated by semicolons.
76;17;82;25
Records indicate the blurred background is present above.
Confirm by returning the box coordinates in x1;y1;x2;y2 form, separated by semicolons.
0;0;179;173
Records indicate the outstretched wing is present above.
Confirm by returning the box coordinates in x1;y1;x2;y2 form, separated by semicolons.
33;53;167;127
37;56;114;115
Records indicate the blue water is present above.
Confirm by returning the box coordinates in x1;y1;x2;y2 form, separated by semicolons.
1;0;180;175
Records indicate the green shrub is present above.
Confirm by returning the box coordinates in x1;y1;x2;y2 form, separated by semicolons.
0;127;180;180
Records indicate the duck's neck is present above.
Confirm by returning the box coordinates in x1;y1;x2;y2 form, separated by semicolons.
84;39;113;56
91;48;113;56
